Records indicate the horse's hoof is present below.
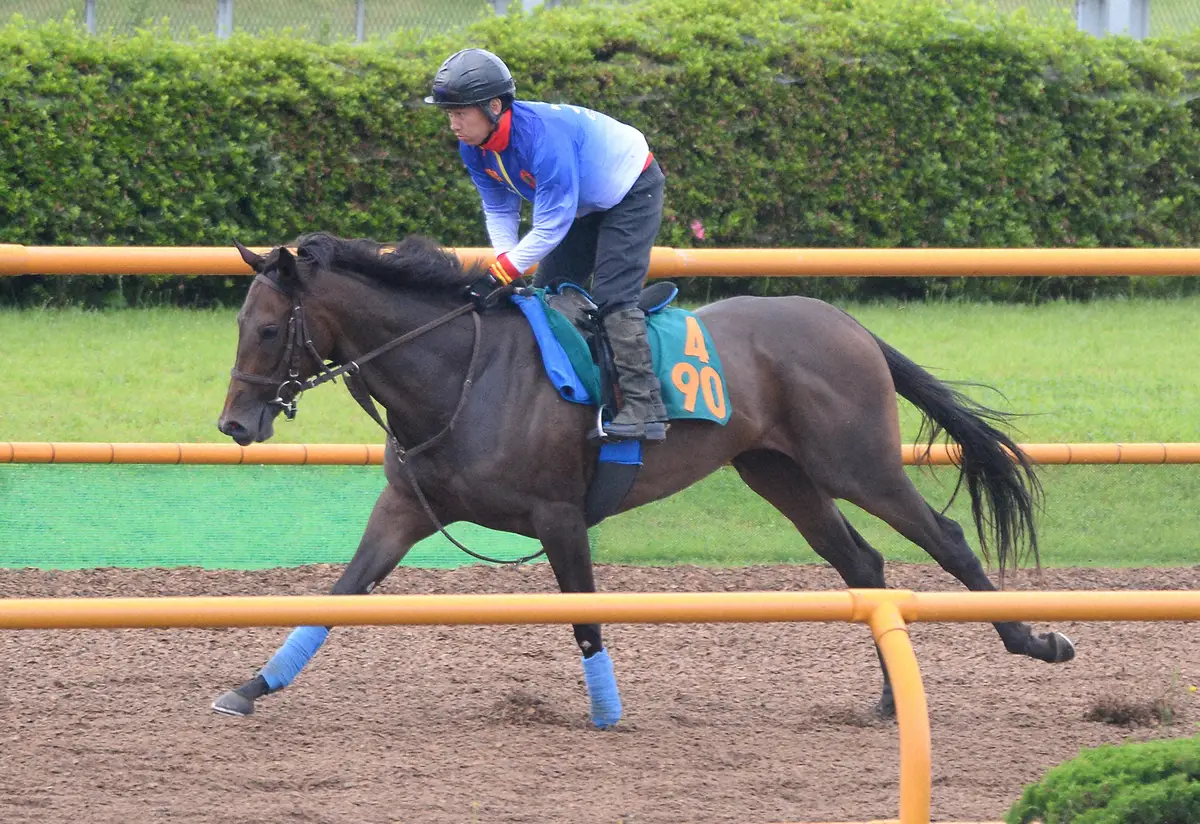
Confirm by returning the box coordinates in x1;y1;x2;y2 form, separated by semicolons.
211;689;255;717
1045;631;1076;663
874;695;897;720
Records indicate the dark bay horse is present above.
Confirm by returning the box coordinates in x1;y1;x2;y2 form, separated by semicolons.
212;232;1074;725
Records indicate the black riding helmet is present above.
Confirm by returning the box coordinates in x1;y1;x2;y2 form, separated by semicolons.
425;48;516;125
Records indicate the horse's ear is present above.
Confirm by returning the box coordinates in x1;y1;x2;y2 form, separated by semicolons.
277;245;299;286
235;240;265;272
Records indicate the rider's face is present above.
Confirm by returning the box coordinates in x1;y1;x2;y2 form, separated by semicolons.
446;99;502;146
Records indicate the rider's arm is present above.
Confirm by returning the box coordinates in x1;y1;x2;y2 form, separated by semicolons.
499;127;579;277
463;151;521;254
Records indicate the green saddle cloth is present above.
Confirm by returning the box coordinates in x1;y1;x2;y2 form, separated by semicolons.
533;289;731;426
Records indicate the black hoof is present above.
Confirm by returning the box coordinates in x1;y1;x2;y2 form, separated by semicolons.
1045;631;1076;663
874;693;896;720
211;689;255;717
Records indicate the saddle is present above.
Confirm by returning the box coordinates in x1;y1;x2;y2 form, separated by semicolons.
544;279;680;431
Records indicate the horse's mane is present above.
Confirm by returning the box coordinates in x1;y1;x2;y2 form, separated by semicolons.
294;231;484;293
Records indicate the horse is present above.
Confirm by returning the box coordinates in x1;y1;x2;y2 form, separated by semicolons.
212;231;1075;726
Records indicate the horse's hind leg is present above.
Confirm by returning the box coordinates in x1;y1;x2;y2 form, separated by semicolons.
531;502;622;729
845;473;1074;665
732;450;898;717
211;482;433;717
840;515;904;718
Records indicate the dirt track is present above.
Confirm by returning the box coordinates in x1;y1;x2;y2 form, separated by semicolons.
0;562;1196;823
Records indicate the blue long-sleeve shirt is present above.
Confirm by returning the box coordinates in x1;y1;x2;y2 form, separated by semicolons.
459;101;651;274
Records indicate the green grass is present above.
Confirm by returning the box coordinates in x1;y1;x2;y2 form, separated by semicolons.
1;306;383;443
6;298;1198;444
2;297;1198;570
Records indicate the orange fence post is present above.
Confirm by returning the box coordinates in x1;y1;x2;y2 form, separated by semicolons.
868;601;931;824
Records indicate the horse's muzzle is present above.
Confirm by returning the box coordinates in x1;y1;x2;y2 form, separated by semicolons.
218;416;256;447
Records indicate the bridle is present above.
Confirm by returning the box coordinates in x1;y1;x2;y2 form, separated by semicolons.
230;272;478;426
230;269;545;566
230;274;338;421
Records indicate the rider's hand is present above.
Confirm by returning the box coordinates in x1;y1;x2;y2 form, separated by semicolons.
464;254;527;310
464;273;502;310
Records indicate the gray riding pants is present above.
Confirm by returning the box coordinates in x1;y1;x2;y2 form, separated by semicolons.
532;159;665;314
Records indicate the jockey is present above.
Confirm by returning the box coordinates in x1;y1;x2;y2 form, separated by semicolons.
425;47;668;442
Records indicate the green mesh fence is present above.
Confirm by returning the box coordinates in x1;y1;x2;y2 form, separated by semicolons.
3;462;1198;571
0;464;543;570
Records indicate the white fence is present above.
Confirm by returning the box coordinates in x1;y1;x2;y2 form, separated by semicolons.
5;1;1196;41
13;1;575;42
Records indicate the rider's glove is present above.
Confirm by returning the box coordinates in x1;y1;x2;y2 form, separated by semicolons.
464;253;526;310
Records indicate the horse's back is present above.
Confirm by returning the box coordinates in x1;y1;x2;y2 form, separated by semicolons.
693;294;902;460
696;294;888;379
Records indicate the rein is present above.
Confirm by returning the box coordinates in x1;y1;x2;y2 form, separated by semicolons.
231;272;545;566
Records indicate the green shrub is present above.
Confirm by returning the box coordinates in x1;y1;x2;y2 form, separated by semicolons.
1007;734;1200;824
1;0;1199;306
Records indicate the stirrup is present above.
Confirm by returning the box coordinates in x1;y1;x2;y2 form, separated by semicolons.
589;405;609;443
602;420;667;441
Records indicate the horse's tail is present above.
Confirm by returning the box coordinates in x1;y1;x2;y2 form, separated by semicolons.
871;333;1043;576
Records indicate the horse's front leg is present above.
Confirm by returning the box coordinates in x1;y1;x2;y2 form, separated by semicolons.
211;482;433;717
533;502;622;729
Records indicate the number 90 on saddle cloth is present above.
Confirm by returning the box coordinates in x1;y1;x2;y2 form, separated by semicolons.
511;280;732;427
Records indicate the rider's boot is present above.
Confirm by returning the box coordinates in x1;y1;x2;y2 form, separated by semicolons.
601;307;668;441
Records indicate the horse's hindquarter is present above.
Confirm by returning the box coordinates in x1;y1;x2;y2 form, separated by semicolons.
619;295;902;509
710;295;901;450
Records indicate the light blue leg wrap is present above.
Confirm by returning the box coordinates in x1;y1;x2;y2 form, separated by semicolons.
258;625;329;691
581;648;622;729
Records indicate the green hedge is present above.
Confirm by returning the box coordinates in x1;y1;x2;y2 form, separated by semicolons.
2;0;1199;306
1007;734;1200;824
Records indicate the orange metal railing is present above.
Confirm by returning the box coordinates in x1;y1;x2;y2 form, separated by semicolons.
3;243;1200;278
5;441;1200;465
0;441;387;465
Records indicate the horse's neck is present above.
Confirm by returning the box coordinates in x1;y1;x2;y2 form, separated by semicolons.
323;286;485;445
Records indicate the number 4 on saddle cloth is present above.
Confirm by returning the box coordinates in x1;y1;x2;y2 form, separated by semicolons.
510;280;732;526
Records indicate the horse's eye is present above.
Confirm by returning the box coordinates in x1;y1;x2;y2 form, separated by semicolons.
261;325;279;341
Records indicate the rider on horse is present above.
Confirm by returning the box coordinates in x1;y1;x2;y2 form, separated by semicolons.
425;47;669;442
